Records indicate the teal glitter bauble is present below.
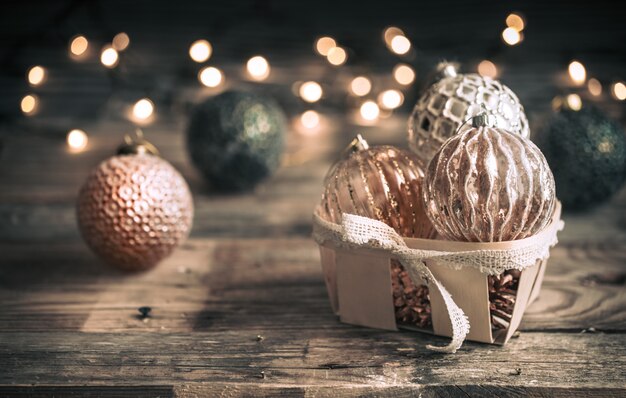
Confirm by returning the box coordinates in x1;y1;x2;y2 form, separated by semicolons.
186;91;286;191
538;107;626;211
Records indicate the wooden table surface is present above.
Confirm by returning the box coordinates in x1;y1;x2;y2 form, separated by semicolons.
1;1;626;397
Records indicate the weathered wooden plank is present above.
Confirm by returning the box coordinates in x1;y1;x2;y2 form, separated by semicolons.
0;331;624;393
0;237;624;333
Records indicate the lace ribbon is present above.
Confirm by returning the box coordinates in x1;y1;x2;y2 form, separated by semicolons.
312;207;563;353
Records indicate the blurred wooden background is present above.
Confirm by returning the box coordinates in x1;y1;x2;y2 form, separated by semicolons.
0;1;625;396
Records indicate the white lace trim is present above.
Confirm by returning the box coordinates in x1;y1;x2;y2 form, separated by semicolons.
312;208;563;353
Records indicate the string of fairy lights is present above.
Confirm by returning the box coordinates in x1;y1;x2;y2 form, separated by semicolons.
16;11;626;153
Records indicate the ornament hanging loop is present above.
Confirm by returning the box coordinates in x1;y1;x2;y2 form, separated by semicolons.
343;134;370;156
117;128;160;156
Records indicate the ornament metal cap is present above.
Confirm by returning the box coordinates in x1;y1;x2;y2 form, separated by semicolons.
471;113;499;128
345;134;370;155
117;129;160;156
434;61;459;80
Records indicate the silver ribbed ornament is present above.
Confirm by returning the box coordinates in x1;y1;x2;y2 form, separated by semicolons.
423;115;555;242
408;65;530;167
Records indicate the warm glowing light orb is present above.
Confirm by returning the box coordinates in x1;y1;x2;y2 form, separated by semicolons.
612;82;626;100
378;89;403;109
112;32;130;51
315;36;336;56
566;93;582;111
360;101;380;121
27;66;46;86
477;60;498;79
327;47;347;66
299;81;323;103
70;35;89;56
568;61;586;86
350;76;372;96
588;78;602;97
133;98;154;120
100;46;119;68
506;13;525;32
189;40;212;63
247;55;270;80
20;94;38;115
502;27;521;45
199;66;223;87
393;64;415;85
67;129;88;152
390;35;411;55
384;26;405;46
301;110;320;129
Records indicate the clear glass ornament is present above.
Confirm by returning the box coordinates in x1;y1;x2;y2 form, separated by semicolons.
320;135;436;239
408;73;530;167
422;117;555;242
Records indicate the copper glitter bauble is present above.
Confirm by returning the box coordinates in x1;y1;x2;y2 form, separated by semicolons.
423;116;555;242
77;149;193;271
408;69;530;167
319;135;436;239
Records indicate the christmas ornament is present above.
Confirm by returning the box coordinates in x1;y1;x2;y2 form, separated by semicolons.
77;132;193;271
423;113;556;330
319;135;436;239
320;135;436;330
423;114;555;242
408;62;530;167
186;90;286;191
537;106;626;210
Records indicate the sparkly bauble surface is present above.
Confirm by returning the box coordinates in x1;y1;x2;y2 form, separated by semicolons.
187;90;286;191
423;126;555;242
77;154;193;271
320;144;436;239
537;107;626;211
408;74;530;167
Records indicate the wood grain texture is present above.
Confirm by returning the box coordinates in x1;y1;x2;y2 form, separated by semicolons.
1;1;625;395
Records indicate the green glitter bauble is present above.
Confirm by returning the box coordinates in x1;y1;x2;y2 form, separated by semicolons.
186;91;286;191
538;107;626;211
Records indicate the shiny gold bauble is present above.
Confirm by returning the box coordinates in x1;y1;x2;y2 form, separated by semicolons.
77;142;193;271
320;135;436;239
423;116;555;242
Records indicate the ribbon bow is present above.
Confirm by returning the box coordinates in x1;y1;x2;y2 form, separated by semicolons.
341;213;470;353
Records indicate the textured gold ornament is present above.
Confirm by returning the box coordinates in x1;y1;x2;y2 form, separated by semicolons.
423;121;555;242
408;72;530;167
320;135;435;239
77;141;193;271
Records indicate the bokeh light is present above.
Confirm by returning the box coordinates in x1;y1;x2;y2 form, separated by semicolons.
299;81;323;103
20;94;38;115
384;26;405;46
27;66;46;86
612;82;626;100
506;13;525;32
566;93;582;111
568;61;586;86
112;32;130;51
247;55;270;80
100;46;119;68
69;35;89;57
133;98;154;120
477;60;498;78
67;129;88;152
588;78;602;96
350;76;372;96
301;110;320;130
189;40;212;63
315;36;336;56
393;64;415;85
390;35;411;55
502;27;521;45
199;66;223;87
360;101;380;121
378;89;403;109
327;47;347;66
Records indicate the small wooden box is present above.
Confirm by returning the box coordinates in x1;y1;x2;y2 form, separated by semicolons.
318;203;561;345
